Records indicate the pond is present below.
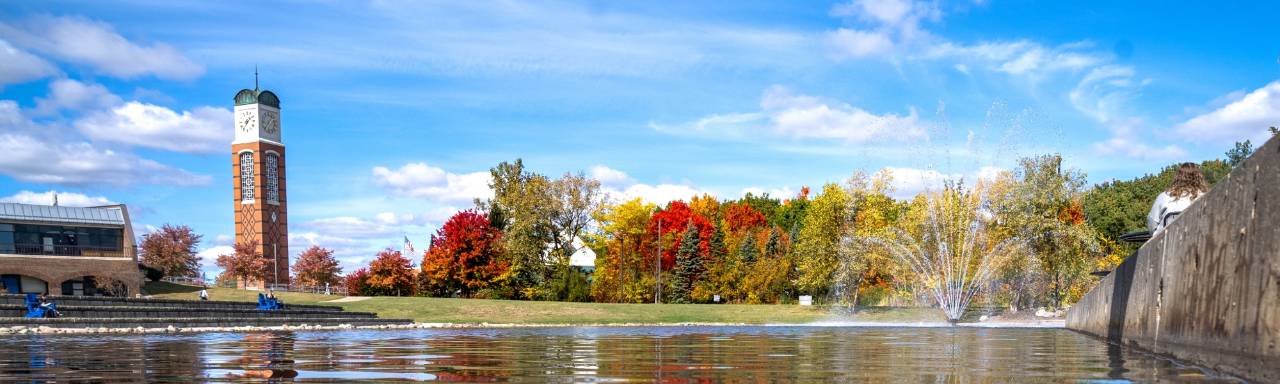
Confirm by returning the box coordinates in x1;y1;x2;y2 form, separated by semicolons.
0;326;1240;382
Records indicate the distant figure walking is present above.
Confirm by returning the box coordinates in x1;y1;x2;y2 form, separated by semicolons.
199;287;209;301
1147;163;1210;233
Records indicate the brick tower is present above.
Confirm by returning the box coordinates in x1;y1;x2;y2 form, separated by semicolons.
231;75;288;289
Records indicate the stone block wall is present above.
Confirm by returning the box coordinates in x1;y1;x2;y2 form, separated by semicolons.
1066;135;1279;382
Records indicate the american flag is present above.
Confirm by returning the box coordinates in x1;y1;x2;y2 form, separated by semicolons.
403;235;415;256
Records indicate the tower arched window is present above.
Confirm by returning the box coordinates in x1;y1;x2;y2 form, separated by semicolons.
265;153;280;203
240;152;255;201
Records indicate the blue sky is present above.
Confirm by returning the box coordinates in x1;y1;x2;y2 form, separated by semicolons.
2;1;1278;275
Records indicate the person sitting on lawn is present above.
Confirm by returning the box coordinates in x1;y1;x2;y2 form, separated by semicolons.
1147;162;1209;233
199;286;209;301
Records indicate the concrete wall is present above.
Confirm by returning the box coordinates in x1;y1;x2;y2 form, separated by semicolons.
1067;135;1280;383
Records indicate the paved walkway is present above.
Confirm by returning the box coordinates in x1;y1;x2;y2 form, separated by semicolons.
324;296;371;303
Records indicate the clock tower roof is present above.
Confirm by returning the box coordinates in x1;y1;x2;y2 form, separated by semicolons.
234;88;281;109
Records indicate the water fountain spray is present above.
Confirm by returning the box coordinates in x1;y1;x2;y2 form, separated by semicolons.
856;182;1025;322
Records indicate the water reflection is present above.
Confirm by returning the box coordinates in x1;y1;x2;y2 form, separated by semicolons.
0;327;1241;382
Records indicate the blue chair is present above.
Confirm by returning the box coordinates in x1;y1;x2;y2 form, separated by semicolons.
257;293;270;310
24;293;44;318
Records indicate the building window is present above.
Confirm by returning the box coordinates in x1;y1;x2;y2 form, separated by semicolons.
240;152;255;201
265;153;280;203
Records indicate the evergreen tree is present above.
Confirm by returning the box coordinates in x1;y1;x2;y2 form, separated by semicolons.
670;221;702;303
764;228;781;259
739;233;758;264
708;224;726;261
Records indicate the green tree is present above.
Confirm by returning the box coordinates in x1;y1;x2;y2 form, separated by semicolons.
1226;140;1253;167
995;155;1099;309
738;233;758;264
793;183;850;298
669;221;702;303
480;159;554;299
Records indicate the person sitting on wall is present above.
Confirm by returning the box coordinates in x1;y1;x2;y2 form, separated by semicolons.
1147;162;1210;233
37;294;61;318
199;286;209;301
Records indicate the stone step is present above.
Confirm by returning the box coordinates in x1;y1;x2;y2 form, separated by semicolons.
0;304;378;319
0;294;344;312
2;317;413;329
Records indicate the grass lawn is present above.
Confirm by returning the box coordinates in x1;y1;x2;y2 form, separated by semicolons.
144;282;943;324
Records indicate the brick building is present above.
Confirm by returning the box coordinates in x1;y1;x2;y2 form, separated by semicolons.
0;203;142;296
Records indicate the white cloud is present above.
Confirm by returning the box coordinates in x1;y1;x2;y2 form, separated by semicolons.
922;40;1103;80
826;0;940;59
741;186;797;199
0;16;203;80
196;245;233;268
0;190;114;207
34;78;122;115
0;101;211;186
654;85;926;145
299;216;402;240
589;166;711;205
371;162;493;203
1092;136;1187;160
0;39;56;88
589;165;633;188
880;166;958;199
827;29;894;59
1174;81;1280;144
613;183;709;206
74;101;231;154
876;166;1006;199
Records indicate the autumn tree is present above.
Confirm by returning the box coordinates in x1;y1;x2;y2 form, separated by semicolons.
139;224;203;279
588;198;656;303
420;210;507;297
216;240;269;288
344;268;370;296
723;203;767;233
793;183;851;298
292;245;342;288
995;155;1099;309
364;249;415;296
648;201;713;272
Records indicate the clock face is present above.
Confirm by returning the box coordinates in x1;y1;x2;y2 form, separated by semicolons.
237;111;256;133
262;111;279;135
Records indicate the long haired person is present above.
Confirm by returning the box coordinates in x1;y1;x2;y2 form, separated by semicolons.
1147;163;1210;232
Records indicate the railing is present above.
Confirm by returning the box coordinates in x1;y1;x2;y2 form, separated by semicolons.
2;243;129;258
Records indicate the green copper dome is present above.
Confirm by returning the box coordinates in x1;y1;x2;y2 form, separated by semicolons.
233;88;281;108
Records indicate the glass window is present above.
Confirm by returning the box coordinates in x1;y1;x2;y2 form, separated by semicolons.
240;152;255;201
265;153;280;203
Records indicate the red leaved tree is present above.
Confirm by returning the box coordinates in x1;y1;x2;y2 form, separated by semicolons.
292;245;342;288
216;241;269;288
648;201;714;270
364;249;415;296
344;268;370;296
139;224;203;279
723;203;768;233
420;210;507;297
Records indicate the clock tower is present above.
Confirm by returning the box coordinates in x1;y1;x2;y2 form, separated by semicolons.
231;77;288;289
